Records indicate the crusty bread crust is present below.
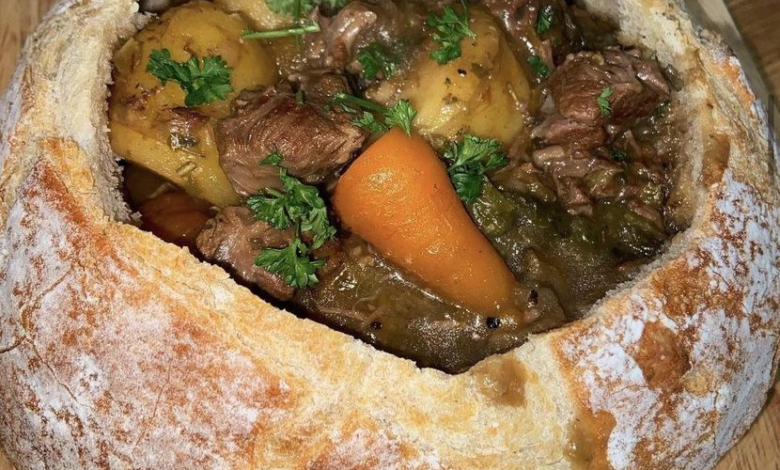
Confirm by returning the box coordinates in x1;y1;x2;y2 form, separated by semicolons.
0;1;777;469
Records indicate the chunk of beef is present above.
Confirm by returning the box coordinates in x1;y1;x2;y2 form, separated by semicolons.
531;114;607;149
216;75;366;197
549;50;670;128
304;0;415;72
196;206;296;300
530;146;625;215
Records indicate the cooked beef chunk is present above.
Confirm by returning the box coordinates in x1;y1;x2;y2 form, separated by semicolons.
215;75;366;197
304;0;412;72
196;206;296;300
530;147;624;215
531;114;607;148
548;50;670;128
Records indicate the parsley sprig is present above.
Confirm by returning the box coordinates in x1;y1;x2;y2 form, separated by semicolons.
527;55;550;78
147;49;233;107
536;4;554;35
328;93;417;136
247;153;336;288
597;87;613;116
357;42;399;80
242;23;321;39
444;135;508;203
255;239;325;290
427;1;476;65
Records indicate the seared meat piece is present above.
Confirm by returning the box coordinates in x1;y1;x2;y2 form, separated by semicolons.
531;114;607;149
530;147;625;215
549;50;670;128
304;0;421;73
216;75;366;197
196;206;296;300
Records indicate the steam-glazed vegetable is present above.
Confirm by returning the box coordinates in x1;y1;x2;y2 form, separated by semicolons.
109;0;277;207
333;129;520;315
111;0;680;373
371;8;531;145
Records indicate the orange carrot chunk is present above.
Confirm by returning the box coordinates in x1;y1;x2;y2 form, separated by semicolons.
333;128;519;315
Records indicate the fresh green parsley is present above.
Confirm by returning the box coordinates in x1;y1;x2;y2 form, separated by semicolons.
444;135;508;203
352;111;389;134
255;238;325;289
384;100;417;136
247;165;336;249
328;93;417;136
247;154;337;289
357;42;398;80
427;1;476;65
536;4;554;35
147;49;233;108
242;23;321;39
610;148;628;162
597;87;613;116
527;55;550;78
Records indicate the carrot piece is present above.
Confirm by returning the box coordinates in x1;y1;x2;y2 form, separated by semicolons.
333;128;519;315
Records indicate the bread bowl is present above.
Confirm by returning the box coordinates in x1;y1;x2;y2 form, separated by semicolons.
0;1;778;470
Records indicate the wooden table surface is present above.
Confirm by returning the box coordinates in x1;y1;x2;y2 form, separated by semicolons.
0;0;778;469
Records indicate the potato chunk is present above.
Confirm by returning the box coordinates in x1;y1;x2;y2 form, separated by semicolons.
109;1;278;207
215;0;293;31
370;8;531;146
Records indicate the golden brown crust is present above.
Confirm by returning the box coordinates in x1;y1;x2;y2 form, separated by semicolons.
0;1;778;469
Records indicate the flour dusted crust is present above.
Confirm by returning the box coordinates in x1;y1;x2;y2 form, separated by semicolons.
0;0;778;469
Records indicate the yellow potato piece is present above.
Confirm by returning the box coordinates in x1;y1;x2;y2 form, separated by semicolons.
109;0;278;207
215;0;293;31
376;8;531;146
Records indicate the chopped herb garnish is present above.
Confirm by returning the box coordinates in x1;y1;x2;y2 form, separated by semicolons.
247;161;336;249
255;238;325;289
536;4;554;35
262;151;284;166
248;154;337;289
147;49;233;107
357;42;398;80
428;1;476;65
527;55;550;78
328;93;417;135
610;148;628;162
242;23;321;39
384;100;417;136
444;134;508;203
597;87;613;116
352;111;389;134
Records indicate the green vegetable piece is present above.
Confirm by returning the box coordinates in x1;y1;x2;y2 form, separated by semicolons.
384;100;417;136
527;55;550;78
248;153;337;289
328;93;417;136
352;111;389;134
428;1;476;65
536;4;554;35
256;238;326;289
241;23;321;39
147;49;233;108
357;42;398;80
444;134;508;203
610;148;628;162
597;87;613;116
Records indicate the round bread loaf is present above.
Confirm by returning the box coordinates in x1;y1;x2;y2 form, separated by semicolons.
0;1;778;469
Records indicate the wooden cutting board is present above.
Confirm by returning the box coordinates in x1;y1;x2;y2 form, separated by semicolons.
0;1;778;469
